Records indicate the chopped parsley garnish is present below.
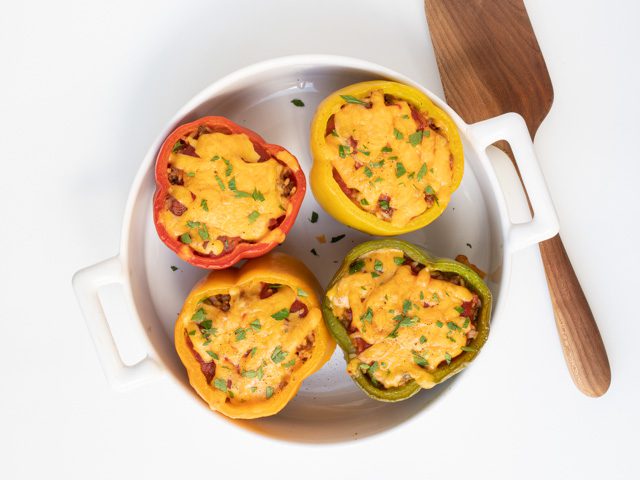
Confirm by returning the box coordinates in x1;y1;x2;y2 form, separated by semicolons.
388;314;418;338
461;346;477;352
436;320;444;328
454;306;465;314
242;369;257;378
170;265;178;272
371;272;380;278
379;198;390;210
402;114;409;119
188;330;196;336
250;347;257;357
223;158;232;176
250;319;261;331
374;259;384;272
402;299;412;314
393;257;405;265
200;199;209;211
211;155;220;161
283;359;296;368
393;128;404;140
447;321;461;331
358;149;370;156
291;98;305;107
340;94;368;106
206;351;219;360
408;130;424;146
198;225;209;241
381;145;393;153
373;176;383;183
360;198;369;206
331;129;338;137
179;233;192;244
368;361;380;375
338;144;350;158
420;291;424;300
413;352;428;367
171;140;184;153
186;171;195;177
247;210;260;223
229;177;251;198
214;175;225;191
444;353;452;365
213;378;227;392
309;211;319;223
370;159;385;168
363;166;373;178
265;386;274;399
310;248;318;256
419;335;427;344
360;307;373;331
252;188;265;202
395;162;407;178
463;318;470;328
191;307;206;323
331;234;346;243
349;259;365;274
186;220;200;228
417;163;428;181
271;308;289;321
270;346;288;364
297;288;308;297
234;328;246;341
466;243;472;249
199;319;213;330
257;365;264;379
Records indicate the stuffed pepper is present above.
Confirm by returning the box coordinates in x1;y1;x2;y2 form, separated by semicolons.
310;81;463;236
175;252;335;419
322;239;491;401
154;116;305;269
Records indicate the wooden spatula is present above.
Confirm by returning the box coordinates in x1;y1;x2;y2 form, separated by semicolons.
424;0;610;396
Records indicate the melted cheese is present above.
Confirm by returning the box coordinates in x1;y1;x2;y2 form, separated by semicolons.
326;249;475;389
326;90;453;227
182;280;320;405
158;132;294;254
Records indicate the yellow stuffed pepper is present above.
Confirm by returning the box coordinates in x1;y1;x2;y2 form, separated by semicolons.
175;252;335;419
310;81;464;235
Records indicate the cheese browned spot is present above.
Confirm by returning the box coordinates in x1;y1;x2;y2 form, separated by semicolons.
326;248;480;389
326;90;454;227
158;131;297;256
182;280;321;403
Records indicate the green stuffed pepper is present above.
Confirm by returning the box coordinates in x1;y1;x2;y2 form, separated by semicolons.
322;239;492;401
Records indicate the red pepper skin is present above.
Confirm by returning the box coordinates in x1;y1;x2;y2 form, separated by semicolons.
153;116;306;269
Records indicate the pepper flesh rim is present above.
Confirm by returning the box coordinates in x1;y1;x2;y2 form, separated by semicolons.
175;252;336;419
321;239;492;402
153;116;306;269
310;81;464;236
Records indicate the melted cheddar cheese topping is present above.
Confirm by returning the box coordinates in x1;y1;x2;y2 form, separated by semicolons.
183;280;321;404
326;249;477;389
159;132;296;255
326;90;454;227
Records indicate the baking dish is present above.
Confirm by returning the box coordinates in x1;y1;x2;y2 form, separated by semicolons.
72;55;558;443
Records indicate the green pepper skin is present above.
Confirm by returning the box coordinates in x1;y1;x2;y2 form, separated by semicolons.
322;239;492;402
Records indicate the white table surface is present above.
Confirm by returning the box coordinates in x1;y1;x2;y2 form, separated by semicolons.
1;0;638;478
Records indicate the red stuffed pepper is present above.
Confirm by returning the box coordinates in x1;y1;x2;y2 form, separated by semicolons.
153;116;306;269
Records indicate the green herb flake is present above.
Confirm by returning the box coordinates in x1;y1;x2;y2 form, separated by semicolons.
371;271;380;278
309;211;319;223
360;198;369;206
420;335;427;344
331;129;338;137
447;321;461;331
340;94;368;106
408;130;424;147
170;265;178;272
461;346;477;352
463;318;470;328
250;347;257;358
291;98;305;107
444;353;452;365
257;365;264;380
188;330;196;336
417;163;428;181
186;220;200;228
206;351;219;360
363;166;373;178
413;352;428;367
331;234;346;243
234;328;246;341
371;159;385;168
179;233;192;244
373;176;383;183
402;299;412;314
395;162;407;178
393;128;404;140
251;188;265;202
271;308;289;321
186;171;195;177
359;149;371;156
250;319;261;331
349;259;365;274
271;346;288;364
425;185;436;195
393;257;405;265
338;144;350;158
368;361;380;375
213;378;227;392
242;369;257;378
402;114;410;119
283;359;296;369
420;291;424;300
381;145;393;153
360;307;373;331
191;308;206;322
200;199;209;211
436;320;444;328
198;226;209;241
454;306;465;314
374;259;384;273
211;155;220;161
250;386;257;393
266;386;274;399
171;140;184;153
432;293;440;302
379;198;390;210
247;210;260;224
297;288;308;298
214;175;226;191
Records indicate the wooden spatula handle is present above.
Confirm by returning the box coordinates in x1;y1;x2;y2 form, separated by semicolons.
539;234;611;396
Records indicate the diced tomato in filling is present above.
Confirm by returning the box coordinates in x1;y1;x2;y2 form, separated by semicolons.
325;114;336;136
290;299;309;318
185;332;216;383
166;195;187;216
259;282;279;299
353;337;372;354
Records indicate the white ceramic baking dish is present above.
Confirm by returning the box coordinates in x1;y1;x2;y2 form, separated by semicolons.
73;55;558;443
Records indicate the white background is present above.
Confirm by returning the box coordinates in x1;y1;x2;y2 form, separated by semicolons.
1;0;639;478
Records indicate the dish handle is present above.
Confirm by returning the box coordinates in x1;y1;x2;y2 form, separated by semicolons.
72;256;164;391
467;112;559;252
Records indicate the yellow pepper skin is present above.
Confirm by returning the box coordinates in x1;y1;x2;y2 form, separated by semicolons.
310;81;464;235
174;252;336;419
